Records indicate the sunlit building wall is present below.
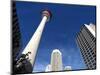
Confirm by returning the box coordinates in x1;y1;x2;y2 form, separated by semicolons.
51;49;63;71
45;64;51;72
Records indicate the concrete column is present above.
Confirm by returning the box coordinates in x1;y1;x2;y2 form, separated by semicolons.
22;10;51;66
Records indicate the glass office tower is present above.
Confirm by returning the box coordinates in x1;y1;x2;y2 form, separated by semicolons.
76;23;96;69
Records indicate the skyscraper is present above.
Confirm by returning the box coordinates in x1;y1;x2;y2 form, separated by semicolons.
12;1;22;74
51;49;63;71
76;23;96;69
12;1;21;60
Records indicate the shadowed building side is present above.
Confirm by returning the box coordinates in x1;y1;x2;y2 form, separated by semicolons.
12;1;21;61
12;1;23;74
12;1;32;74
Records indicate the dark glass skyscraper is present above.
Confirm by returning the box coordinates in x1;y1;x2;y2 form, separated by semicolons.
76;23;96;69
12;1;21;59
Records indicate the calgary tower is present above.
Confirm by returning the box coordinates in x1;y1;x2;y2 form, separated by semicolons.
15;10;52;73
22;10;52;66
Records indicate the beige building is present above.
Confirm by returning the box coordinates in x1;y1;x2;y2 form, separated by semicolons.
50;49;63;71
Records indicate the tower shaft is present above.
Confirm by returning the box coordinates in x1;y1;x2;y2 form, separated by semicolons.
22;16;48;66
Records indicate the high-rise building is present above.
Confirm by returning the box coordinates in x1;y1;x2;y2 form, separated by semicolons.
51;49;63;71
12;1;23;74
12;1;21;60
45;64;51;72
13;1;33;74
76;23;96;69
64;66;72;70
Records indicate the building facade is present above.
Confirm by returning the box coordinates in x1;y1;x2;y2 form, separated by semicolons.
45;64;52;72
76;23;96;69
12;1;21;59
51;49;63;71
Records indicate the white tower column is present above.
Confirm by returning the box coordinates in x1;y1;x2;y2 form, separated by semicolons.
22;10;51;66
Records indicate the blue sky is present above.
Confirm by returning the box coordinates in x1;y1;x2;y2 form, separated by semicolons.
15;1;96;72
